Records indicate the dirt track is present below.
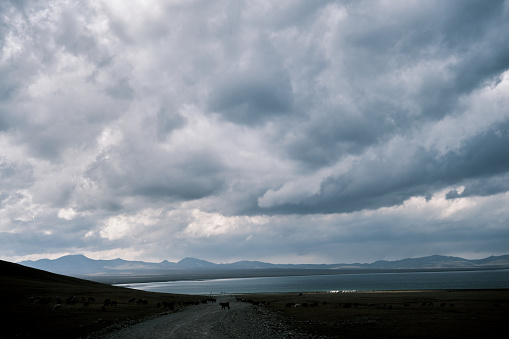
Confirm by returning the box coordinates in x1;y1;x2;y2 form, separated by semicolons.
100;296;308;339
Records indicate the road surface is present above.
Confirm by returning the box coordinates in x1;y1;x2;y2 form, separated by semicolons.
99;296;309;338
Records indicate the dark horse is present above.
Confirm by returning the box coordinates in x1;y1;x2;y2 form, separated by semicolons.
220;302;230;310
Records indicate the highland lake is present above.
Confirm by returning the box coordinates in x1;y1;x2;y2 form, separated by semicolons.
116;268;509;295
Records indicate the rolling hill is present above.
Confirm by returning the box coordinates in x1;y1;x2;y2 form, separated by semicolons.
0;259;205;338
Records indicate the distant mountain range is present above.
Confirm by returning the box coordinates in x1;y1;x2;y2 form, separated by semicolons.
18;254;509;279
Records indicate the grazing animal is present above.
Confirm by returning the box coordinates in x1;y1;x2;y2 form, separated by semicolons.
66;297;78;305
162;301;175;310
220;302;230;310
36;297;51;305
52;304;61;312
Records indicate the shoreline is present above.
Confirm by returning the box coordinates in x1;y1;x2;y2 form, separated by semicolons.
81;266;509;284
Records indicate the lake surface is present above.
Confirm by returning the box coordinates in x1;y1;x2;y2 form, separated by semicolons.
116;269;509;295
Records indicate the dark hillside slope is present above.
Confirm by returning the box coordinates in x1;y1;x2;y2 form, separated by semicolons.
0;260;205;338
2;258;108;287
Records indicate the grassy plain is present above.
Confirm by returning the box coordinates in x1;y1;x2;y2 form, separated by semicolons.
241;289;509;338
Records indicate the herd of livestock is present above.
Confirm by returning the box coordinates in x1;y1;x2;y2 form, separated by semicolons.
27;294;464;314
25;295;220;312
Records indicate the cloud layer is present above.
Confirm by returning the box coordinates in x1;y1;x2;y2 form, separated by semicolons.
1;0;508;264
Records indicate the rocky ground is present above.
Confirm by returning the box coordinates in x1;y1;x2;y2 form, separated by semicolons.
95;296;310;339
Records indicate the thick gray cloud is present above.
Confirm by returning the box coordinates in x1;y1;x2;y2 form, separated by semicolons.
209;63;294;125
259;122;509;214
0;0;508;264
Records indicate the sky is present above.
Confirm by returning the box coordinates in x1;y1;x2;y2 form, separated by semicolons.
1;0;509;265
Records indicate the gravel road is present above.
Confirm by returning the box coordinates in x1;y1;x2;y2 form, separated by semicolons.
99;296;310;339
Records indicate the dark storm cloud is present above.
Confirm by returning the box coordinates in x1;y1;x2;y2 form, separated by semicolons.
260;0;509;189
321;0;509;133
155;107;187;142
283;107;390;168
85;139;226;203
447;173;509;200
209;65;294;125
259;120;509;214
440;0;506;48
